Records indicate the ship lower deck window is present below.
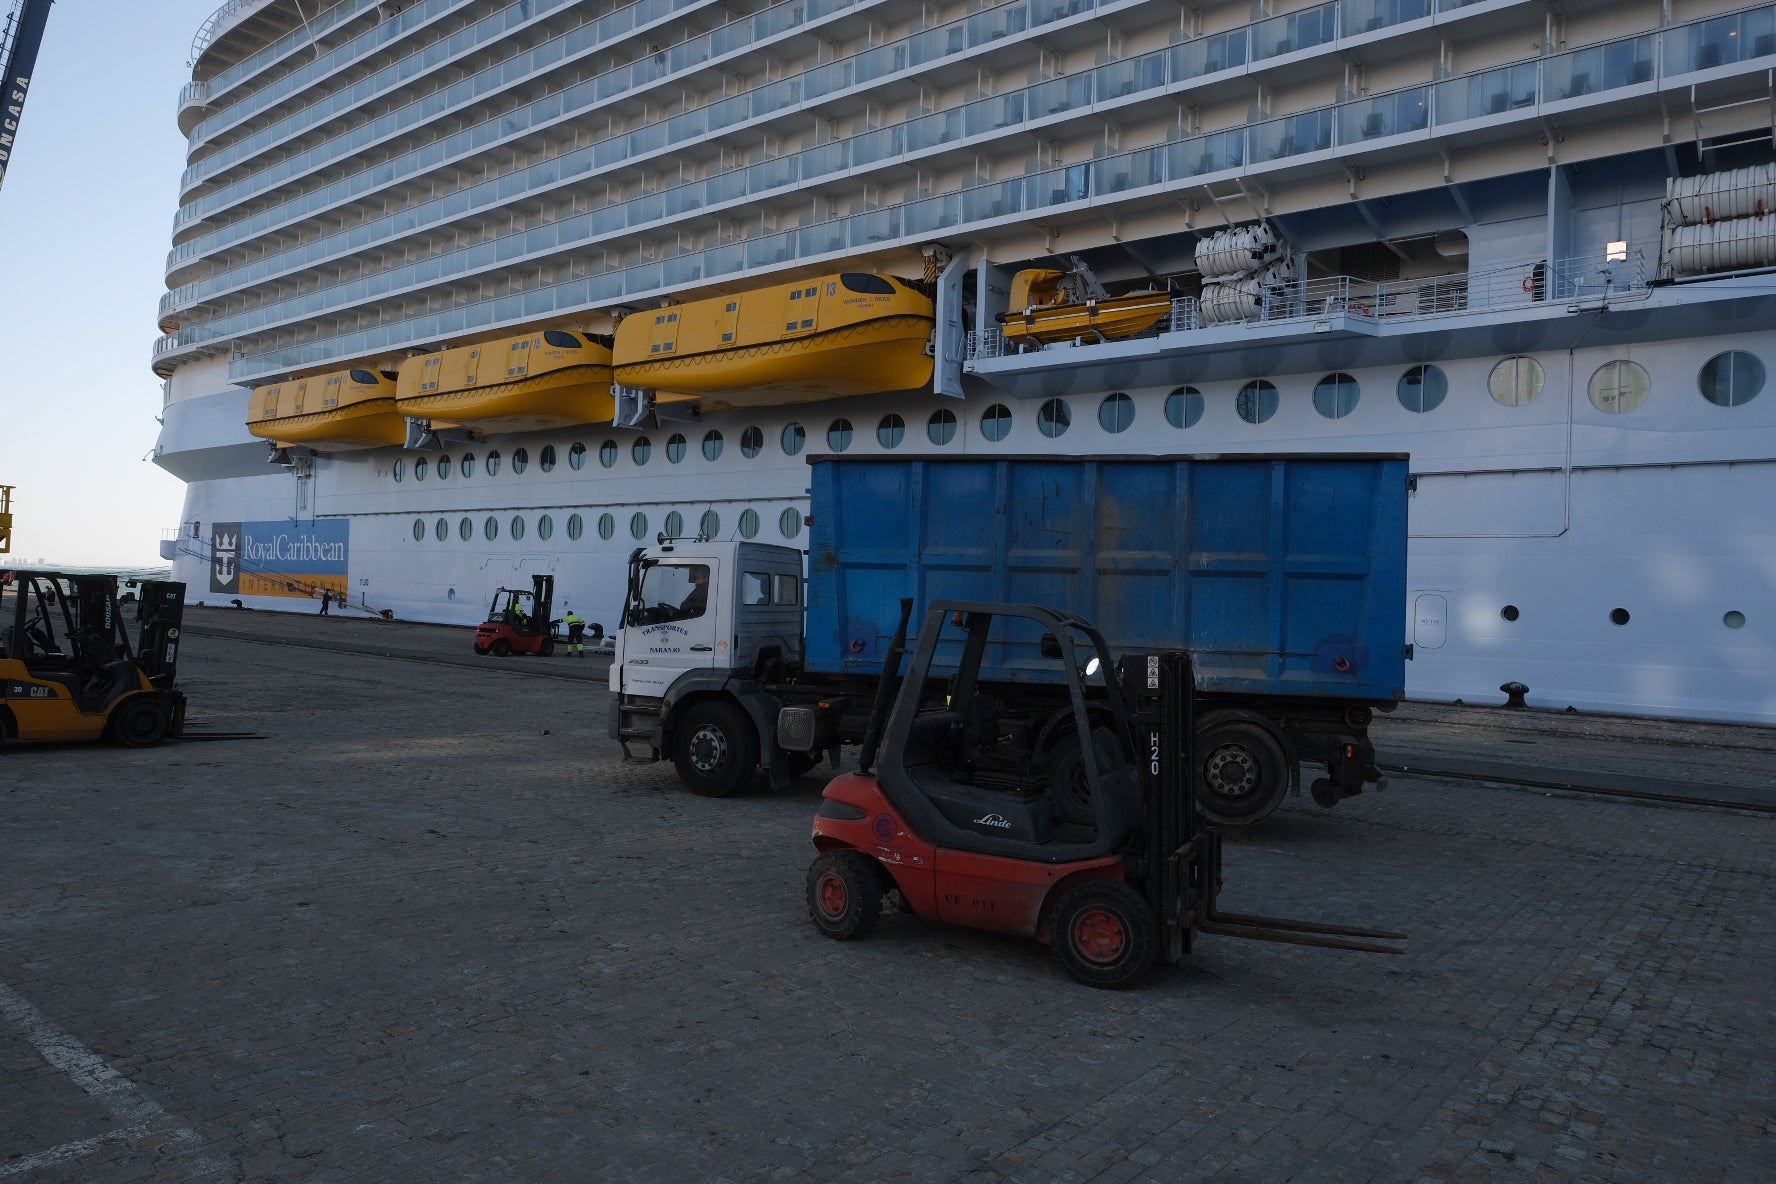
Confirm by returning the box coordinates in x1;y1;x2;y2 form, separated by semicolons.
568;443;586;470
980;404;1012;441
1165;387;1204;429
486;450;501;476
567;514;584;541
1098;393;1133;434
411;519;425;541
1313;374;1359;419
393;459;405;482
1397;366;1447;414
484;516;499;540
600;440;618;467
1589;361;1648;414
461;453;475;478
741;426;764;457
827;419;853;452
703;431;724;461
540;445;556;472
780;508;803;539
598;513;615;540
665;511;684;537
633;437;653;465
928;409;957;445
739;509;760;539
667;433;688;463
1237;381;1279;424
1039;399;1071;438
877;414;905;448
459;517;473;541
630;512;648;540
414;458;429;480
434;518;447;541
512;448;530;474
437;456;451;479
1489;357;1544;407
701;510;720;538
538;515;553;541
1699;351;1763;407
1725;610;1746;630
511;516;526;540
782;423;805;455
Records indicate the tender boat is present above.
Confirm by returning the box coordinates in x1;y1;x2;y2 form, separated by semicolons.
245;368;406;451
395;330;614;433
611;272;934;408
998;267;1173;346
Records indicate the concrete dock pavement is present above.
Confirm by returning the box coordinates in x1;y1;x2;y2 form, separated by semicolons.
0;606;1771;1182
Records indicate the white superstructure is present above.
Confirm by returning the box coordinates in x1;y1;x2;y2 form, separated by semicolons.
154;0;1776;723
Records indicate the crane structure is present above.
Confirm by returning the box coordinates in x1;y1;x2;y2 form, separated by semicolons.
0;0;55;194
0;484;12;553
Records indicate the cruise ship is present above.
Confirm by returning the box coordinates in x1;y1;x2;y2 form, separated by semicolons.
154;0;1776;725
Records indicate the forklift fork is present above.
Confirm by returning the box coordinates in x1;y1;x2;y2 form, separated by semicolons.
1180;836;1406;955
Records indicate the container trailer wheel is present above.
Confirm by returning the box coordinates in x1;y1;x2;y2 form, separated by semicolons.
672;700;758;797
109;697;171;748
806;851;886;939
1194;713;1289;825
1050;880;1158;989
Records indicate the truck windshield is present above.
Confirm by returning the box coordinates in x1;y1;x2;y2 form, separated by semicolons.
633;564;710;624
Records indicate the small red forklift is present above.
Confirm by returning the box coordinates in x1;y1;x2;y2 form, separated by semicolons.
474;574;555;656
805;600;1405;988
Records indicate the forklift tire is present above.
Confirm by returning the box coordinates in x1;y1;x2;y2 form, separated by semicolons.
490;639;512;657
1051;880;1158;989
109;697;172;748
1194;714;1289;826
672;700;759;797
473;644;490;655
806;851;886;940
539;639;556;656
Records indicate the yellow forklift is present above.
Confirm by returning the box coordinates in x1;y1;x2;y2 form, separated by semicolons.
1;570;187;747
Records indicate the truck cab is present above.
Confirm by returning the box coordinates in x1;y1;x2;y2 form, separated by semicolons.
610;539;807;794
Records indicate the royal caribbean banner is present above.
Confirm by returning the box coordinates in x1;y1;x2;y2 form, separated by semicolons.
209;520;350;600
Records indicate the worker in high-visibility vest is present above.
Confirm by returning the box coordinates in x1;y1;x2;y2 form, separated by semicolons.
564;609;586;656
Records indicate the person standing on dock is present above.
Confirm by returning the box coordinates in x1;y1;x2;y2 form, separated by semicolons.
319;589;332;616
564;608;586;656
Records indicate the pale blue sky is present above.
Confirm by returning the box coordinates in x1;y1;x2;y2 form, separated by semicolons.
0;0;227;566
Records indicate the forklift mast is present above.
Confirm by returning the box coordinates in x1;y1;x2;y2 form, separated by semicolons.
135;581;186;684
530;573;554;629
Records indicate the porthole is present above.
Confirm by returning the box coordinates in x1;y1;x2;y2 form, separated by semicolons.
512;447;529;474
664;510;684;537
459;516;473;541
538;514;553;541
436;456;451;479
414;457;428;481
1588;361;1649;414
666;433;688;464
434;517;448;541
1097;392;1133;434
411;518;425;541
511;515;526;540
486;450;501;476
779;507;803;539
567;442;587;470
1489;357;1544;407
1724;610;1746;629
484;516;499;540
599;440;618;468
633;436;652;465
928;409;957;445
598;513;615;540
393;459;405;483
1397;365;1447;413
460;453;475;478
1699;351;1763;407
1610;607;1630;626
1165;386;1204;429
739;508;760;539
827;419;854;452
566;513;583;540
1312;373;1359;419
702;430;724;461
782;423;805;455
1038;398;1071;438
700;509;720;538
1236;380;1279;424
629;512;648;540
877;414;905;449
980;404;1012;442
741;426;764;457
1500;605;1520;622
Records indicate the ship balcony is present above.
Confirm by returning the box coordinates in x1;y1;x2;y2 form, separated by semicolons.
965;254;1658;395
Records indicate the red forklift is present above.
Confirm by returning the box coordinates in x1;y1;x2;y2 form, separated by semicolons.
805;600;1405;988
474;574;555;656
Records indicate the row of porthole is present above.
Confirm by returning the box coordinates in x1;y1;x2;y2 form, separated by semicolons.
409;506;805;543
1498;605;1748;629
389;351;1769;485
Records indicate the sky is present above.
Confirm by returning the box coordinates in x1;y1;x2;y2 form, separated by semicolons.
0;0;226;567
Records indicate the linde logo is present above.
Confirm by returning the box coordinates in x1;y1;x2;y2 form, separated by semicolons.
973;813;1013;830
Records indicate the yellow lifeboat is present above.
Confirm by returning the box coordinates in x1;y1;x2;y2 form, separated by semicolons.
998;268;1173;346
246;368;407;451
612;272;934;409
395;329;614;433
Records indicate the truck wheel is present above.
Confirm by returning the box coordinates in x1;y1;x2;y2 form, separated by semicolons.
1195;716;1288;826
806;851;885;939
109;697;171;748
672;701;759;797
490;639;512;657
1051;880;1157;989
